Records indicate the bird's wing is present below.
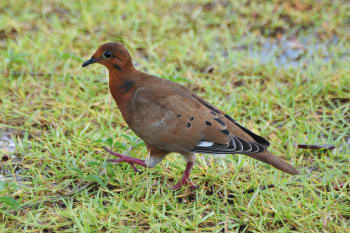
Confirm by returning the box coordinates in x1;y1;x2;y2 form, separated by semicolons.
128;83;269;154
189;93;269;154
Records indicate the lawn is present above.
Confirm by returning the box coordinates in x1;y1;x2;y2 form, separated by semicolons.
1;0;350;232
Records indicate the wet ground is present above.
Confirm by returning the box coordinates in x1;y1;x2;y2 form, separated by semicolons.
247;36;345;67
0;128;22;183
212;34;350;68
0;128;16;154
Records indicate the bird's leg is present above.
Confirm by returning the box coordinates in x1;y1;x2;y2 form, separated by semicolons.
104;147;146;172
171;161;197;190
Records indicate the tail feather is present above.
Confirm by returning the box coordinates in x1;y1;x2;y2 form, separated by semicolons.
247;150;299;175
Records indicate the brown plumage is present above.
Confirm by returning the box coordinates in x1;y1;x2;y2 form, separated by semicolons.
82;42;299;190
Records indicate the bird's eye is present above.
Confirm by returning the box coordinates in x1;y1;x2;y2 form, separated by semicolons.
103;51;112;58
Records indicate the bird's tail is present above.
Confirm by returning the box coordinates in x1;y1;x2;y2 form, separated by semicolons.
246;150;299;175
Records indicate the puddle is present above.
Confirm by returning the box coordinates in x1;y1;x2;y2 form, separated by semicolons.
250;35;346;68
0;128;16;153
0;128;25;185
212;34;349;68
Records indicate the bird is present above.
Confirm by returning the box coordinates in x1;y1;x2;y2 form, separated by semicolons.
82;42;299;190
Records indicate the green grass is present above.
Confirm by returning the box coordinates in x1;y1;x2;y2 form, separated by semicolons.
1;0;350;232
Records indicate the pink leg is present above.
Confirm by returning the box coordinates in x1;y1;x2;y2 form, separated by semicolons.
104;147;146;172
104;147;197;190
171;161;198;190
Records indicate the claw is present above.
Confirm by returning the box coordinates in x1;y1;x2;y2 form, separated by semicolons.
129;163;141;173
170;161;197;190
171;180;198;190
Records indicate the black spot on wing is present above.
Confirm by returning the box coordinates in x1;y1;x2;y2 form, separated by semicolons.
189;117;194;121
186;123;191;128
205;121;212;126
177;114;181;118
235;122;270;146
220;129;230;135
214;118;225;126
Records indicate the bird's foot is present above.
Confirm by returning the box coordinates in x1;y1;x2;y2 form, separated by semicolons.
171;179;198;190
170;161;198;190
104;147;146;173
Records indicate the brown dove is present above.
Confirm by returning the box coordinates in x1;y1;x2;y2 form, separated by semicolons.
82;42;299;190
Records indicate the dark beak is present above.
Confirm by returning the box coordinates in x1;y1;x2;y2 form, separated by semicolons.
82;58;98;68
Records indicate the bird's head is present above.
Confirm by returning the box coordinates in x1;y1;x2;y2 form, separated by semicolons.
82;42;133;72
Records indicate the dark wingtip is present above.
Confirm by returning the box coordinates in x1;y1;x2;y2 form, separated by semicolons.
235;122;270;146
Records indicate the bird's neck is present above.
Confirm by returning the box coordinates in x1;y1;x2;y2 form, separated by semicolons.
108;68;138;119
